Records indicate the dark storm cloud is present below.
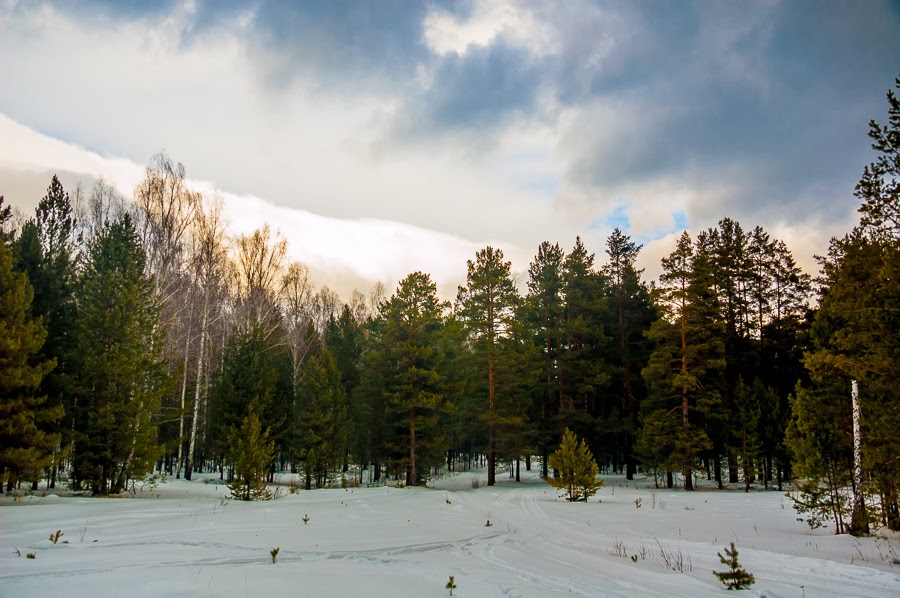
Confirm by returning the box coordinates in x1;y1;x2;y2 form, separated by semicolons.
396;42;550;141
24;0;900;233
549;0;900;226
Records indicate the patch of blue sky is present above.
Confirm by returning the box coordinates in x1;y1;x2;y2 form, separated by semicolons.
588;203;630;231
590;206;688;246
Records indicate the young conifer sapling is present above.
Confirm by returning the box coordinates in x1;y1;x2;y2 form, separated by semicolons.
713;542;755;590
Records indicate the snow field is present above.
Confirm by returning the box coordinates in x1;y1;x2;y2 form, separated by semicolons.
1;471;899;597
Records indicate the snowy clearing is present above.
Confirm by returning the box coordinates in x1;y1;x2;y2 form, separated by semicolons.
2;471;899;597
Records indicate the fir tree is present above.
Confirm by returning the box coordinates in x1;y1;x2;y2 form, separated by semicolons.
228;407;275;501
546;428;603;502
713;542;755;590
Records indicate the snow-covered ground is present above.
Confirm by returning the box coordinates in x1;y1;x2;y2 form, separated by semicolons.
2;470;898;597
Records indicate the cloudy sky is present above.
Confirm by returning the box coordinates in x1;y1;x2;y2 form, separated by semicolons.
2;0;899;299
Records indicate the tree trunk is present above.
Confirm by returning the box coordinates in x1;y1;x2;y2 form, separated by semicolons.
488;347;496;487
408;408;417;487
681;310;694;491
175;304;194;479
185;306;208;481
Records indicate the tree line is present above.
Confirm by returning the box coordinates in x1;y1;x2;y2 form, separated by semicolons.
1;78;897;534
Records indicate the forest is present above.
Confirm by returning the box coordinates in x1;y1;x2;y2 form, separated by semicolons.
1;78;897;537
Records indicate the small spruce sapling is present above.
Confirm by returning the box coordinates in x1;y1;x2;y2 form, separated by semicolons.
713;542;755;590
270;547;280;563
302;514;310;525
445;575;457;595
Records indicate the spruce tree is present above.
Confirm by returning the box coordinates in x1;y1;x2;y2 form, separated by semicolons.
546;428;603;502
0;236;60;491
70;215;169;494
713;542;755;590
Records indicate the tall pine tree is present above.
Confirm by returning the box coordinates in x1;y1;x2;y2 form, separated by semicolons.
456;247;519;486
0;231;60;491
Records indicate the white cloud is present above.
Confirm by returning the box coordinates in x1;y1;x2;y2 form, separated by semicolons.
0;113;144;195
1;113;537;300
423;0;559;57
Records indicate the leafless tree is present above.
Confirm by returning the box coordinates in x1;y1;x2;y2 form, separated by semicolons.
233;224;287;335
184;195;231;480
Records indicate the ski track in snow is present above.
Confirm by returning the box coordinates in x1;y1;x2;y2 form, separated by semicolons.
2;472;899;597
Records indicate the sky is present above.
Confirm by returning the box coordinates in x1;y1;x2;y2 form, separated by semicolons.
1;0;899;299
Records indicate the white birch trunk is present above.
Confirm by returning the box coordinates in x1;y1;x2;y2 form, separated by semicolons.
186;302;208;480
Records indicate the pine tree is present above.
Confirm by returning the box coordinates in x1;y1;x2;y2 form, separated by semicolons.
380;272;447;486
856;76;900;238
733;378;764;492
0;196;12;242
559;237;609;438
325;304;364;476
786;382;853;533
70;215;169;494
493;308;540;482
211;323;292;479
713;542;755;590
642;231;722;490
295;343;347;489
13;175;78;489
795;77;900;533
525;241;566;477
456;246;519;486
0;236;60;491
603;228;655;479
228;407;275;501
546;428;603;502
